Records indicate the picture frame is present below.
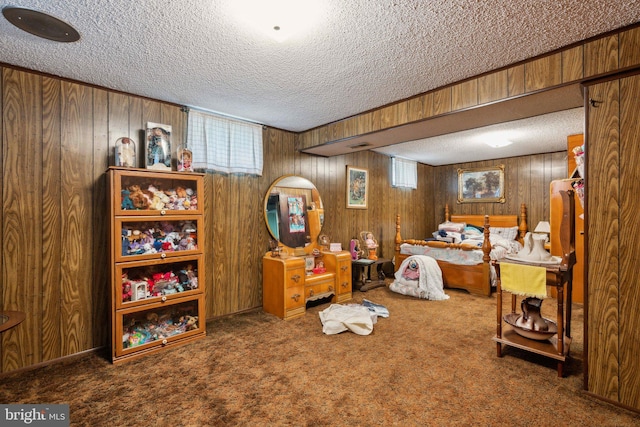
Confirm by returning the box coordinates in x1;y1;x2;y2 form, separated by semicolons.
457;165;505;203
145;122;172;171
346;166;368;209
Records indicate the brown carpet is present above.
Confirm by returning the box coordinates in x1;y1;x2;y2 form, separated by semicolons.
1;286;639;427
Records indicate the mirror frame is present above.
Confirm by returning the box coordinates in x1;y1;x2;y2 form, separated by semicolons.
264;175;324;252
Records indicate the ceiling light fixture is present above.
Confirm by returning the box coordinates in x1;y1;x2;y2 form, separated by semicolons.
229;0;323;42
484;139;513;148
2;7;80;42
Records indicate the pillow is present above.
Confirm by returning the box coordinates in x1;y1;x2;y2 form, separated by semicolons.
490;226;519;241
438;221;466;233
463;225;483;237
490;235;512;250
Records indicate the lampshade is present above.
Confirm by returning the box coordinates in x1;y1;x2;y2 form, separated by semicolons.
534;221;551;233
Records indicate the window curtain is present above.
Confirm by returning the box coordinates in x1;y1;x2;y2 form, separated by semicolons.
187;109;263;175
391;157;417;189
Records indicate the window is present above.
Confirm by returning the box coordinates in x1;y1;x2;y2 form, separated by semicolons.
187;109;263;175
391;157;417;189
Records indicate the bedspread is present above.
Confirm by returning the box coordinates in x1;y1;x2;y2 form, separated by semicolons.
400;243;510;264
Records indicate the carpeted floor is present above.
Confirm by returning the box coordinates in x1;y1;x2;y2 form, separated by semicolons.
1;286;639;426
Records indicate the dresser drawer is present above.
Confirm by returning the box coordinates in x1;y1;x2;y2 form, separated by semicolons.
286;268;305;288
305;279;335;301
285;286;305;309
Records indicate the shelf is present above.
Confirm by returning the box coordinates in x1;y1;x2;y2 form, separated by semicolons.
493;327;571;361
109;168;205;363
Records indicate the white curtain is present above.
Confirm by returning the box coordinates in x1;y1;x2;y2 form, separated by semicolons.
391;157;417;189
187;110;263;175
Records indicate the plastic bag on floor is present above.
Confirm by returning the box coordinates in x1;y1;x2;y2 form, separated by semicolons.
319;304;374;335
362;299;389;318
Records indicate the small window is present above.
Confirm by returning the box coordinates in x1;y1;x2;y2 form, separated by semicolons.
187;109;263;176
391;157;417;189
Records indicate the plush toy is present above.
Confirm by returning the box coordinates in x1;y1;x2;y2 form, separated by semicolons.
121;189;134;210
128;185;149;210
175;186;187;199
182;315;198;331
122;274;132;302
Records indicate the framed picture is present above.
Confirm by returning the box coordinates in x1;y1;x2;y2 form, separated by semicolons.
346;166;368;209
457;165;505;203
145;122;172;170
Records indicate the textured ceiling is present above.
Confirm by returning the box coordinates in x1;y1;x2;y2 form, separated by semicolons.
0;0;639;163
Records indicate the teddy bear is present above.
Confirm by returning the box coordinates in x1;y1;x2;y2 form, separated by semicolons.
128;184;149;210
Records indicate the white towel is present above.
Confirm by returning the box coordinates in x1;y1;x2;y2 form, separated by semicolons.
319;304;374;335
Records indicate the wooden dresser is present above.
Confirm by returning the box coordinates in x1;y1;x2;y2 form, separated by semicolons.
263;250;352;320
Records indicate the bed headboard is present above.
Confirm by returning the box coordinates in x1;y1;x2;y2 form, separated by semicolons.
446;203;528;243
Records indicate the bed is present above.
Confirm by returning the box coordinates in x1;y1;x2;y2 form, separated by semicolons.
394;203;528;296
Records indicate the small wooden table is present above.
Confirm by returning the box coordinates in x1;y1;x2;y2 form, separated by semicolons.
492;259;573;377
352;258;390;292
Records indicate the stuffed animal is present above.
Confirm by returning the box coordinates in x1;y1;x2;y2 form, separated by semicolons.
121;189;134;210
182;315;198;331
175;186;187;199
128;185;149;210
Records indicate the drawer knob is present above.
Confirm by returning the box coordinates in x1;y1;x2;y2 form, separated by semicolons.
291;274;301;283
341;265;348;272
160;253;167;259
328;285;334;292
291;293;300;302
341;282;348;288
162;339;168;345
160;209;167;216
161;296;167;302
308;289;314;297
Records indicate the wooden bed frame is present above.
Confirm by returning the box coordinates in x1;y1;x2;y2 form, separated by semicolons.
394;203;528;296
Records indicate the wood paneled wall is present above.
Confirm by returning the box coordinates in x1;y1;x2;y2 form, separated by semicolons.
587;73;640;410
433;153;567;230
0;66;188;372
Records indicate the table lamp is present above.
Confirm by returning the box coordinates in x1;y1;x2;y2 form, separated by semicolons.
534;221;551;242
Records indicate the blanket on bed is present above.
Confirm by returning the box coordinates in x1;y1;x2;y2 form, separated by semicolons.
390;255;449;300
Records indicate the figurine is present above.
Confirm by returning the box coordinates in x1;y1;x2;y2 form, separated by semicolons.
178;147;193;172
365;232;378;260
350;238;360;261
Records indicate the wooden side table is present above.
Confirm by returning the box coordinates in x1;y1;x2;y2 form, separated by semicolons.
492;259;573;377
352;258;390;292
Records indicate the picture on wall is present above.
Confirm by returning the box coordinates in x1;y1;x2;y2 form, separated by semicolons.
346;166;368;209
145;122;172;170
457;165;505;203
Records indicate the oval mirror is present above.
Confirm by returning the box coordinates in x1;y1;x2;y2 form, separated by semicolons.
264;175;324;250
